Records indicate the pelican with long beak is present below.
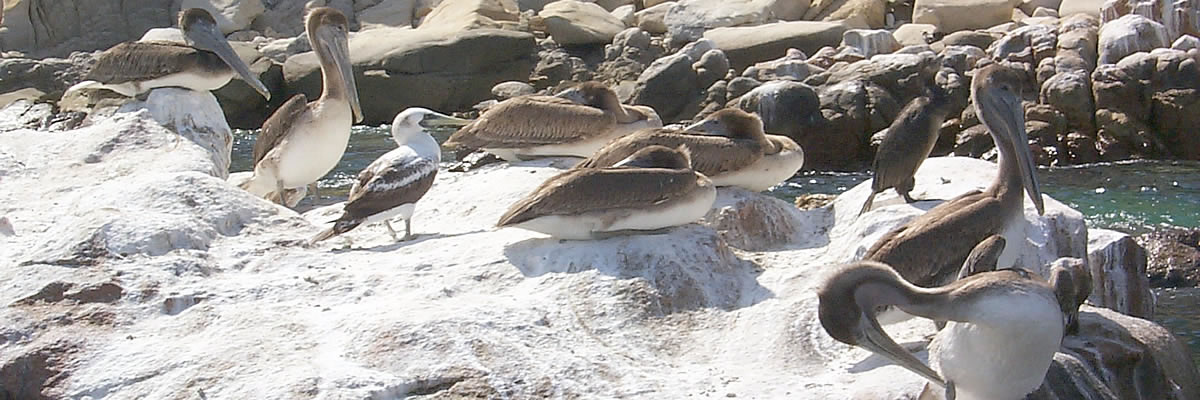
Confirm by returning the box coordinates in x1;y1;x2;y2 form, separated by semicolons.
818;261;1065;400
575;108;804;191
443;81;661;161
863;63;1044;290
67;8;270;99
240;7;362;205
310;108;469;244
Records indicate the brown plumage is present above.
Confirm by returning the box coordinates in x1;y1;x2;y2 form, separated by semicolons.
253;94;308;165
575;108;769;176
1048;257;1092;335
863;63;1044;289
860;85;954;215
956;235;1006;280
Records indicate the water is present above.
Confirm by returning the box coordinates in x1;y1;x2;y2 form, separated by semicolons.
231;126;1200;365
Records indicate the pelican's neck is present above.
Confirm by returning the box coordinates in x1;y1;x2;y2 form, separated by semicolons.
858;279;964;323
989;136;1025;212
313;37;349;104
603;95;634;123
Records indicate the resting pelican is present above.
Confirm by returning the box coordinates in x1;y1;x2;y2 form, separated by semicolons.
860;84;953;215
310;108;469;244
67;8;270;99
497;145;716;240
575;108;805;191
240;7;362;205
818;261;1064;400
864;63;1043;289
443;81;661;161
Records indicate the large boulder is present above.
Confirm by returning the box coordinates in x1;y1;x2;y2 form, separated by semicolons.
539;0;627;45
358;0;421;29
912;0;1021;32
663;0;773;45
179;0;265;34
704;20;853;71
419;0;520;31
0;0;173;57
803;0;887;28
1098;14;1169;64
1086;229;1154;318
1137;228;1200;288
283;28;536;124
1060;0;1105;18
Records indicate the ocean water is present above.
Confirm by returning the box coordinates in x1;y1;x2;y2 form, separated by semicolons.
231;126;1200;366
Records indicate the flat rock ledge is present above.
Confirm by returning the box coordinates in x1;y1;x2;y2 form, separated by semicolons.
0;91;1195;399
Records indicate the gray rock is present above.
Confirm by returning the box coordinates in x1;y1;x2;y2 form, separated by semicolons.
839;29;900;58
0;0;174;57
180;0;266;34
1098;14;1168;64
611;5;636;27
635;2;674;34
1040;70;1095;134
692;49;730;89
912;0;1020;32
740;48;824;82
492;81;536;100
704;20;853;71
1086;229;1154;319
663;0;772;45
540;0;627;45
632;51;700;121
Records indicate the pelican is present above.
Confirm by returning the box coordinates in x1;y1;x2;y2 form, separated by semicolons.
818;261;1065;400
443;81;661;161
1047;257;1092;336
239;7;362;205
310;108;469;244
956;235;1005;280
863;63;1043;290
575;108;805;191
860;84;953;215
67;8;270;100
497;145;716;240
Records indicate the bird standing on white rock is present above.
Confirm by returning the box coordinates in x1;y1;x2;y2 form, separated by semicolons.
310;108;469;244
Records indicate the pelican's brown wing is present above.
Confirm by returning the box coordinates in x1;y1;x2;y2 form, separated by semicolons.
577;130;764;176
871;97;938;193
445;96;616;150
86;41;222;84
497;168;700;226
252;94;308;165
864;189;1011;287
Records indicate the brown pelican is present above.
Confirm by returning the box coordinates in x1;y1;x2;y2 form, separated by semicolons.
443;81;661;161
67;8;270;99
497;145;716;239
1047;257;1092;336
575;108;805;191
863;63;1043;289
239;7;362;204
956;235;1005;280
818;261;1065;400
859;85;953;215
310;108;469;243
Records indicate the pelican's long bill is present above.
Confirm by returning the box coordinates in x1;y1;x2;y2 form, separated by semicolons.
184;12;270;100
315;22;362;122
976;82;1044;215
857;311;948;388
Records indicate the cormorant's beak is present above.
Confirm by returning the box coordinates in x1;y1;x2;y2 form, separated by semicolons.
188;20;271;100
317;25;362;122
977;86;1044;215
856;312;948;389
419;112;471;129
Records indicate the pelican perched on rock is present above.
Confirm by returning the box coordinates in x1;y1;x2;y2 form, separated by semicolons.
444;81;661;161
67;8;270;99
818;261;1065;400
311;108;469;244
864;63;1043;289
497;145;716;240
860;84;953;215
240;7;361;205
575;108;805;191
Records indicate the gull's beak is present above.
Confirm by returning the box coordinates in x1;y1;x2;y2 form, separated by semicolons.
978;86;1044;215
857;313;947;388
419;112;471;129
188;20;271;100
317;25;362;122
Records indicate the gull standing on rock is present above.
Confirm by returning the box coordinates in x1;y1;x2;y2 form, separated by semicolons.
66;8;271;100
497;145;716;240
859;83;954;215
310;108;470;244
576;108;805;191
240;7;362;205
818;261;1067;400
443;81;661;161
863;63;1044;290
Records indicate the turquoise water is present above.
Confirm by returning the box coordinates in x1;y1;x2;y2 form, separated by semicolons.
231;127;1200;363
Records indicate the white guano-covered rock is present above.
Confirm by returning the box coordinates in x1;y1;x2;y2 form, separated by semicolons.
664;0;772;44
1098;14;1169;64
115;89;234;179
912;0;1021;32
181;0;266;35
839;29;901;58
539;0;627;45
1086;228;1154;318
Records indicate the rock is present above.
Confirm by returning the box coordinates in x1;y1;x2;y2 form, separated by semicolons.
762;0;809;20
740;49;825;82
115;89;234;178
663;0;773;45
213;58;284;129
891;23;939;47
632;50;700;121
1062;306;1200;400
1173;34;1200;50
1056;14;1101;74
1086;229;1154;318
803;0;886;28
180;0;265;34
1137;228;1200;288
912;0;1020;32
0;0;173;57
1020;0;1062;16
0;53;92;103
612;5;637;27
839;29;900;58
1060;0;1105;18
491;81;536;100
358;0;420;29
1098;14;1169;64
693;49;730;88
726;76;763;98
704;20;853;71
250;0;308;37
941;30;1000;49
283;28;536;124
805;52;938;102
1040;70;1096;134
701;188;821;251
539;0;627;45
258;36;312;63
635;2;673;34
420;0;520;31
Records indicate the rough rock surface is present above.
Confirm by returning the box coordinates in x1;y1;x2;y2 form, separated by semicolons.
180;0;265;34
539;0;627;45
912;0;1021;33
704;20;853;71
419;0;520;32
283;28;536;124
1137;227;1200;288
0;0;173;57
1087;228;1154;318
